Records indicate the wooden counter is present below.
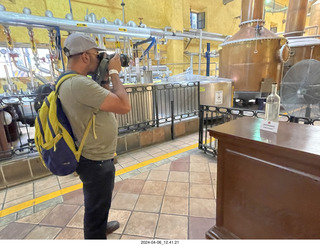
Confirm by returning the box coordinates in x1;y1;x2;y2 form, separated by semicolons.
206;117;320;239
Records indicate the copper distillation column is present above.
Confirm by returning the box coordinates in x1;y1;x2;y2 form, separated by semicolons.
219;0;289;101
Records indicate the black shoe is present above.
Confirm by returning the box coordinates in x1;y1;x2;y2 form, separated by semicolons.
106;221;120;235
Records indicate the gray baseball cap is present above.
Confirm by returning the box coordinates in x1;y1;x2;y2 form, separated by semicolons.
63;33;105;57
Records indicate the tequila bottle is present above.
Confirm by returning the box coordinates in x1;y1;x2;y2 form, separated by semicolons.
265;83;280;122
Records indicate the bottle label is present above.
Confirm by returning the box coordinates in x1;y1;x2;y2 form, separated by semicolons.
260;119;279;133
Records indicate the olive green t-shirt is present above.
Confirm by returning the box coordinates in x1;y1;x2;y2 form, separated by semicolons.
59;75;118;161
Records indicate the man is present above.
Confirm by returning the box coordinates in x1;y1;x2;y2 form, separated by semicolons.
59;33;131;239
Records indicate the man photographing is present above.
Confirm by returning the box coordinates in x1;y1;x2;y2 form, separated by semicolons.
59;32;131;239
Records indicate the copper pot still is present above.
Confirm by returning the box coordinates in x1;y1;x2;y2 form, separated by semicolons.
284;0;320;75
219;0;288;96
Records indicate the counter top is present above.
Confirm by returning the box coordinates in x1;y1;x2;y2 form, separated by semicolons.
208;117;320;157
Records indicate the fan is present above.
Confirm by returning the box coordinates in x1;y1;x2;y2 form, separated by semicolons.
280;59;320;119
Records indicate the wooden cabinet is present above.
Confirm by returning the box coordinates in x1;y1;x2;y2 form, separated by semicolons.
206;117;320;239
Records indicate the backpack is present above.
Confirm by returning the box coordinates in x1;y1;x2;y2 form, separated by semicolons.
34;72;96;176
34;83;54;113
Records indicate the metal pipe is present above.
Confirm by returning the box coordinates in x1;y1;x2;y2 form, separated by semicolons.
241;0;264;23
10;56;49;84
284;0;308;37
0;10;226;42
206;43;210;76
305;25;319;35
121;0;125;24
198;29;202;75
265;7;288;13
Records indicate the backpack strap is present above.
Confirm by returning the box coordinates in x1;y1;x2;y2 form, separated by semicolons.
75;111;98;161
55;72;99;161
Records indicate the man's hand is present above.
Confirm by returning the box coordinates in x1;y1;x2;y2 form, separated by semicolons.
108;54;121;73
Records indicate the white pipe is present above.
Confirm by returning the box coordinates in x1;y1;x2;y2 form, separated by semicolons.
198;29;202;75
0;10;226;42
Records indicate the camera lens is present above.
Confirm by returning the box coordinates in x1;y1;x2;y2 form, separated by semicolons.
120;54;129;67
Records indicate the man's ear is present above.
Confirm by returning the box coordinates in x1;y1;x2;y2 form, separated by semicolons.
81;53;89;64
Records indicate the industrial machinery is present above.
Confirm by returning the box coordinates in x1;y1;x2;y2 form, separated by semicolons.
219;0;290;102
280;59;320;119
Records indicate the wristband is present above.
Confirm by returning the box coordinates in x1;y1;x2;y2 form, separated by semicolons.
109;69;119;75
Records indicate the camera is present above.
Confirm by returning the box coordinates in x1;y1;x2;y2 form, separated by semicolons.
95;53;130;85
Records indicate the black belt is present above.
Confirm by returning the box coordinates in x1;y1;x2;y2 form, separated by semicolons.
80;156;114;164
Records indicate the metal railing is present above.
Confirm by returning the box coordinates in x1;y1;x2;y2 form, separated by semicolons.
0;82;199;161
198;105;320;156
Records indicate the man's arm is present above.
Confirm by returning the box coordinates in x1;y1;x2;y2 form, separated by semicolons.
99;54;131;114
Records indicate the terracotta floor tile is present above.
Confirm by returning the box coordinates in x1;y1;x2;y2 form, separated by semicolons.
190;154;209;163
17;207;54;224
189;198;216;218
111;193;139;210
168;171;189;182
108;209;132;234
25;225;62;239
118;179;145;194
156;214;188;239
189;217;216;239
63;189;84;205
190;183;214;199
172;155;190;164
154;163;171;171
40;204;80;227
170;161;190;172
141;181;167;196
55;227;84;239
161;196;188;215
130;171;150;180
67;206;84;228
121;234;153;239
108;233;121;239
134;194;163;213
190;172;212;185
0;222;35;239
165;182;189;197
124;211;158;238
113;181;124;194
147;170;169;181
190;162;210;172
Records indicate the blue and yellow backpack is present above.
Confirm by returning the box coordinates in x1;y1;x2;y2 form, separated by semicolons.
34;72;95;176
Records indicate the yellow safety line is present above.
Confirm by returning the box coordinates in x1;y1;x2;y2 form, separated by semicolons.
0;141;207;218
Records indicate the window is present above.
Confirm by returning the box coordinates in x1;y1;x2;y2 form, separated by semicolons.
270;22;278;33
190;11;205;29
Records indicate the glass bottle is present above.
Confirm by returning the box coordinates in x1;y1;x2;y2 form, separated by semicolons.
265;83;281;122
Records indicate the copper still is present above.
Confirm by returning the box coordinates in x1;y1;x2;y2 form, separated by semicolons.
219;0;288;99
284;0;320;74
309;0;320;36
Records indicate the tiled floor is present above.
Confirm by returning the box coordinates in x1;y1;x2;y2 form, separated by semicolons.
0;132;217;239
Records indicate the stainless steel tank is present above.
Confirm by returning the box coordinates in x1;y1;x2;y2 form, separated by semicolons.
219;0;288;100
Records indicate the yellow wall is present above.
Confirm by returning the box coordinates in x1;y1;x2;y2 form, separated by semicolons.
0;0;303;78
